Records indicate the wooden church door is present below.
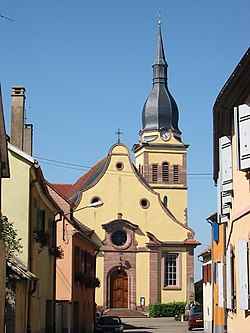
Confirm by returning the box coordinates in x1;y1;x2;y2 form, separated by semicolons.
111;270;128;308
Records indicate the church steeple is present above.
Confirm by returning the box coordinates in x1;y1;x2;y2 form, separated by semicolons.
142;22;181;135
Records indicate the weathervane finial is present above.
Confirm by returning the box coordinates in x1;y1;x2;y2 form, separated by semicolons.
156;9;162;26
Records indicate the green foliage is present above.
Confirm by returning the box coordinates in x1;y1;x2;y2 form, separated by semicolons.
149;302;186;317
34;229;50;247
75;272;101;288
49;246;64;259
0;215;22;257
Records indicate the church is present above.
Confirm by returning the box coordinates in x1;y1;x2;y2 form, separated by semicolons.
55;23;199;312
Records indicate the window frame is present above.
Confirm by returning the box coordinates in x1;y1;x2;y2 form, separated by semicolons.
162;252;182;290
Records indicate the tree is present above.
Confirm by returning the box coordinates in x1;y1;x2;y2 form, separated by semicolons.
0;215;22;256
0;215;23;309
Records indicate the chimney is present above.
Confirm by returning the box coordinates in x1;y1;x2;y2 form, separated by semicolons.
10;86;26;150
24;123;33;155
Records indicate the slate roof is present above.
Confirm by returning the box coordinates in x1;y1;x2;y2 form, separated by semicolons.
142;23;180;134
6;257;37;280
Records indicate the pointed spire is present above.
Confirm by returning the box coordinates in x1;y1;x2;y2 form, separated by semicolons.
141;22;181;135
154;21;167;67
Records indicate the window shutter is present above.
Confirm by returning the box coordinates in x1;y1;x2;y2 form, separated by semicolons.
207;263;212;283
226;245;232;309
238;238;249;310
213;221;219;242
219;136;233;191
217;171;222;222
235;104;250;171
218;262;224;308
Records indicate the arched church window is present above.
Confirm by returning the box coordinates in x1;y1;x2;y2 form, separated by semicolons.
162;162;169;182
163;196;168;207
152;164;158;182
173;165;179;183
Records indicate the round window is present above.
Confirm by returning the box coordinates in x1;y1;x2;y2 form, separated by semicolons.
116;162;124;171
140;198;149;209
111;230;127;246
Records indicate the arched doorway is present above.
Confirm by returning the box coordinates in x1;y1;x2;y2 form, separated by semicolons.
110;270;128;308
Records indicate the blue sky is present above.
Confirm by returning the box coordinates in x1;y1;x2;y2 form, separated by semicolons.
1;0;249;280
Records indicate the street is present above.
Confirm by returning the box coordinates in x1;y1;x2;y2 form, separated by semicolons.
122;317;204;333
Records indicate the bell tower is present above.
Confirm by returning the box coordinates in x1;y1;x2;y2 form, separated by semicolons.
133;22;189;224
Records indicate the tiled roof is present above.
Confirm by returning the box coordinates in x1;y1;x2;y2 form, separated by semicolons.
51;183;72;196
64;157;108;203
7;257;37;280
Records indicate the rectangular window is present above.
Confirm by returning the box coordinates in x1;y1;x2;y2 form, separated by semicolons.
164;253;178;287
152;164;158;182
234;104;250;171
162;163;169;182
173;165;179;182
81;250;86;273
74;246;80;273
48;219;55;248
238;238;249;310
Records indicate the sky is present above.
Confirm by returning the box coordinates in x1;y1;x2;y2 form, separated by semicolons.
1;0;249;281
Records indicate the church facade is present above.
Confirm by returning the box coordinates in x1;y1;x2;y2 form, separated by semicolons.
56;24;199;311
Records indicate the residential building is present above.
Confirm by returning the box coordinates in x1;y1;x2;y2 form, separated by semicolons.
0;84;10;333
47;182;99;333
212;47;250;333
54;23;200;313
198;245;212;333
2;87;62;333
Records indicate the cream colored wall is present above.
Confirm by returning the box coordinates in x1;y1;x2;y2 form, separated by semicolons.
2;150;31;266
157;189;187;223
136;252;149;304
95;255;104;305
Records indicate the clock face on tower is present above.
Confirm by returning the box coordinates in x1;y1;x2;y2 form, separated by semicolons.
160;130;171;141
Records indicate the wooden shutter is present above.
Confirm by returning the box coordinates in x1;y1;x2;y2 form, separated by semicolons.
238;238;249;310
226;245;232;309
235;104;250;171
218;262;224;308
219;136;233;191
207;263;212;283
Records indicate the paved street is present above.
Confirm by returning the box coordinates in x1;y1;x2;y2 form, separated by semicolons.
122;317;204;333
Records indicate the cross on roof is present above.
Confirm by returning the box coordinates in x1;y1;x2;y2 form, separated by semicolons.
156;9;163;26
115;128;123;143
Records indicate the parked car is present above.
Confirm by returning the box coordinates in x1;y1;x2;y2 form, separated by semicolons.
188;312;204;331
95;316;124;333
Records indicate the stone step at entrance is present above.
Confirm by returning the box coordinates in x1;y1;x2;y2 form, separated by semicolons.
103;308;147;318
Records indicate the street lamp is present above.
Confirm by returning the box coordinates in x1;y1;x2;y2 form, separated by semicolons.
62;200;103;240
71;200;103;214
64;200;103;217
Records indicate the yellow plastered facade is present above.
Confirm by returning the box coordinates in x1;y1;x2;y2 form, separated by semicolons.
73;143;196;310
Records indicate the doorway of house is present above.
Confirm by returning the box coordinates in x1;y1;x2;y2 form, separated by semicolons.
110;270;128;308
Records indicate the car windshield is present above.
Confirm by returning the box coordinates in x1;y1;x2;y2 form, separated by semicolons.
99;317;121;325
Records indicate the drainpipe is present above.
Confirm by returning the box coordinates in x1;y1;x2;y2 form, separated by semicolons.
206;218;214;333
54;213;62;333
93;249;100;331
